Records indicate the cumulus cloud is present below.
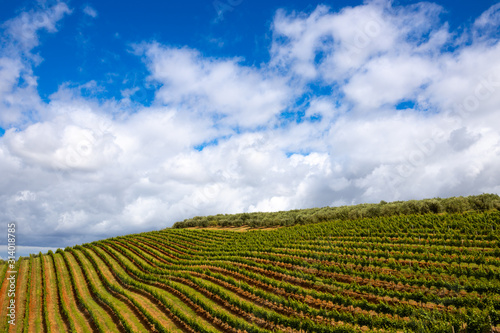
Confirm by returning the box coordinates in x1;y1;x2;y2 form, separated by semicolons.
0;2;71;128
0;0;499;251
83;5;98;19
2;2;71;51
139;43;294;128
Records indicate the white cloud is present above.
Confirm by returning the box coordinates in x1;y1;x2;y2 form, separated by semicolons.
15;190;37;202
249;196;289;213
473;3;500;41
83;5;98;19
343;55;438;109
0;2;71;128
140;43;293;128
0;0;499;251
4;106;120;171
2;2;71;51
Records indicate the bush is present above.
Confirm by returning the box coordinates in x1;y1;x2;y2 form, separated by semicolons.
171;194;500;229
366;205;381;218
401;200;421;215
425;199;444;213
468;193;500;211
444;196;470;213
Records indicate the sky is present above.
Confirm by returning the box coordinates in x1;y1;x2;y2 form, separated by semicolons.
0;0;500;257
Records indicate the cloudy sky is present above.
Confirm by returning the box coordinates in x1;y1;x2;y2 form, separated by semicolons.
1;0;499;256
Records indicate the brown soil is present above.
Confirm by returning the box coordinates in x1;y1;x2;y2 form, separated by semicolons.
73;249;147;332
10;260;29;333
186;225;281;232
28;257;43;333
64;252;120;333
0;265;11;331
53;254;93;333
43;256;67;332
87;247;183;332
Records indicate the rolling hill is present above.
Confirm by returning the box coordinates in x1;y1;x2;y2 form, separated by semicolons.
1;195;500;332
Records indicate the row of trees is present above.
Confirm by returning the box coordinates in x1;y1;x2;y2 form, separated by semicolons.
173;193;500;229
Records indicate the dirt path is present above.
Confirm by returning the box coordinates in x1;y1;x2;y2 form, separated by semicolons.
186;226;281;232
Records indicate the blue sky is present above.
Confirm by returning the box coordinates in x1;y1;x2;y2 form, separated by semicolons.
2;0;497;107
1;0;500;257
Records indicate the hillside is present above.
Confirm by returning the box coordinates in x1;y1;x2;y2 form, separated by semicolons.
173;194;500;229
1;204;500;332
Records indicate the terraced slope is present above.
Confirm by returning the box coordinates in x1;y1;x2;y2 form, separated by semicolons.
2;211;500;332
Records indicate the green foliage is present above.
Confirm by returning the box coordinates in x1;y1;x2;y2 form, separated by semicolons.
109;211;500;330
172;193;500;229
21;200;500;333
465;308;492;333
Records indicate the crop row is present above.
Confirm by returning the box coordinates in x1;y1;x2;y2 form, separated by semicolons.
9;211;500;332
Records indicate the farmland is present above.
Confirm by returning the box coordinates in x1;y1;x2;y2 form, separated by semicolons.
1;203;500;332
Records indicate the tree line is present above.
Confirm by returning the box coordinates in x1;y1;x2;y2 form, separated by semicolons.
172;193;500;229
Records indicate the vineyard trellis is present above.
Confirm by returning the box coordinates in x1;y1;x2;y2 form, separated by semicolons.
1;210;499;332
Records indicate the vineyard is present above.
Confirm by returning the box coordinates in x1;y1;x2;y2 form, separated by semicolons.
1;210;500;332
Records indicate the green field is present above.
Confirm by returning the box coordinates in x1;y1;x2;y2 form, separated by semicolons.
1;196;500;332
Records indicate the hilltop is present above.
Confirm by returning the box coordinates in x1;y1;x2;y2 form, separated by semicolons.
173;193;500;229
